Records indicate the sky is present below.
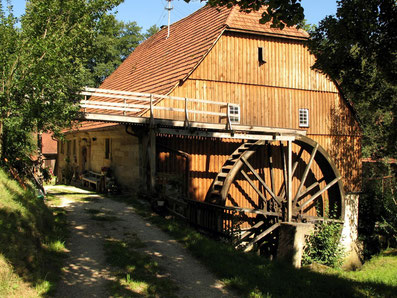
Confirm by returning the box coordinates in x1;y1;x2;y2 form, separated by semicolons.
4;0;338;31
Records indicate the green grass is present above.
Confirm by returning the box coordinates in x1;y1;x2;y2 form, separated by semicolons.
104;233;178;297
0;255;39;298
113;194;397;298
337;249;397;297
0;168;68;297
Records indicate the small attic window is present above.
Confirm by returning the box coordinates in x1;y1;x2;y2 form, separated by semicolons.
299;108;309;128
228;104;240;124
258;47;266;64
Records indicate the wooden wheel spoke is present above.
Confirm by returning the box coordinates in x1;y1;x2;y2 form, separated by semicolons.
297;176;341;212
244;222;281;252
241;169;267;208
267;141;275;194
279;146;304;199
241;156;281;206
279;142;288;199
292;147;304;176
295;177;325;203
293;144;319;205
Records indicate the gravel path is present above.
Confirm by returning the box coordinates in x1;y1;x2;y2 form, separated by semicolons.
46;185;237;298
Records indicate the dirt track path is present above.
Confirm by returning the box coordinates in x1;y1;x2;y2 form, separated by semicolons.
46;185;236;298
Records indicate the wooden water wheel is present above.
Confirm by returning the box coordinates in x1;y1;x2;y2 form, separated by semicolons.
205;135;345;252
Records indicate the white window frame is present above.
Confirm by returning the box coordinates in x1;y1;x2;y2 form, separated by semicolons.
299;108;309;128
228;104;241;124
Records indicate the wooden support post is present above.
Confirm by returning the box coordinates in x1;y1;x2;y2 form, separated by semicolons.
287;140;293;222
226;103;232;131
148;127;156;192
149;94;154;127
184;97;190;128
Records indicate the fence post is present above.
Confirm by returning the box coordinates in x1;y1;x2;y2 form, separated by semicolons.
149;94;154;127
226;103;232;131
184;97;190;128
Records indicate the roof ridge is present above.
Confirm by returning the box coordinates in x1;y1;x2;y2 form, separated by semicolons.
98;4;307;97
224;5;235;27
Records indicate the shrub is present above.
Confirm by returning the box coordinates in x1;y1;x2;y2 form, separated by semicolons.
359;162;396;258
302;221;344;268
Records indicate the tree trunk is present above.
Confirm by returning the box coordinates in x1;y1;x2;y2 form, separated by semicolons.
0;118;3;161
37;131;44;184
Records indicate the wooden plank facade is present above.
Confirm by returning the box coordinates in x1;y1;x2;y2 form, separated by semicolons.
58;4;361;216
161;31;361;196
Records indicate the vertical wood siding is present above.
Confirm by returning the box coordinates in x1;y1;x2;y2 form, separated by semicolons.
157;134;355;218
163;31;361;193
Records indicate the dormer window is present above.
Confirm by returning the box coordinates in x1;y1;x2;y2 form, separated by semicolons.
299;108;309;127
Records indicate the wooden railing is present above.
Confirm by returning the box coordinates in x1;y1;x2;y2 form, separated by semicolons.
80;87;238;129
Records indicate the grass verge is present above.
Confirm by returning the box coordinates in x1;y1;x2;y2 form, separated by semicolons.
0;169;68;297
104;232;178;297
114;194;397;297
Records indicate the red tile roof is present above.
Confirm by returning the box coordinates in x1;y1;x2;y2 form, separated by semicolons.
99;4;308;96
77;5;309;131
100;5;230;95
225;6;309;39
42;132;57;154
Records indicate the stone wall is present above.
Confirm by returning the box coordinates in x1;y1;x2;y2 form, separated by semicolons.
57;125;142;191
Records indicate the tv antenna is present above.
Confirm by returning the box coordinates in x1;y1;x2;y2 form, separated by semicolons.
165;0;173;38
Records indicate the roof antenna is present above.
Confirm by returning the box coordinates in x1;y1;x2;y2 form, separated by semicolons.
166;0;173;39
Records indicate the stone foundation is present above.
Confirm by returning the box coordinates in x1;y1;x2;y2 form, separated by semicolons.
277;222;314;268
340;193;362;269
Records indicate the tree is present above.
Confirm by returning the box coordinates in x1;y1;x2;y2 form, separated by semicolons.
0;0;123;168
86;14;144;87
307;0;397;158
144;24;160;40
185;0;304;29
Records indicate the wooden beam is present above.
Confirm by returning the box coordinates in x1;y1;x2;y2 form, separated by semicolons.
79;113;306;136
158;128;296;141
287;140;293;222
149;127;156;192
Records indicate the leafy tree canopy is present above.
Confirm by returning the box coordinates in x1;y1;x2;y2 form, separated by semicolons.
85;14;146;87
0;0;123;164
184;0;304;29
307;0;397;158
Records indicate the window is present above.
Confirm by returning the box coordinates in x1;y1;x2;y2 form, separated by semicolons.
258;47;266;64
228;104;240;124
66;140;71;156
105;138;111;159
299;108;309;127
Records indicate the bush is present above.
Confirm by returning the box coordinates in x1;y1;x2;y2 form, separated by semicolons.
359;162;397;258
302;221;344;268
